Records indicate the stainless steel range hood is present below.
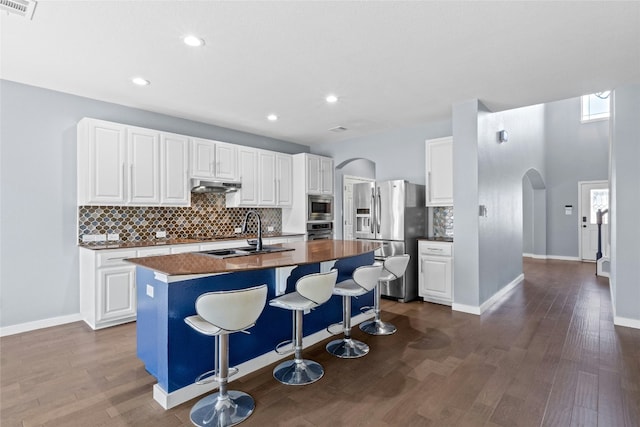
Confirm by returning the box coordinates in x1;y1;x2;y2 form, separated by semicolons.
191;179;241;194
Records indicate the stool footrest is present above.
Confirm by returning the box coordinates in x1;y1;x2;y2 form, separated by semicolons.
359;305;374;315
275;339;294;355
326;322;342;335
195;367;239;385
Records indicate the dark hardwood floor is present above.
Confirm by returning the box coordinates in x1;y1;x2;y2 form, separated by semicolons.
2;258;639;426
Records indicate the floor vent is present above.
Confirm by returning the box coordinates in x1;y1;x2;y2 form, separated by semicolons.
0;0;37;19
329;126;348;133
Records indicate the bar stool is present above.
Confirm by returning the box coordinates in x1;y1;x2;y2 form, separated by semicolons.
326;264;383;358
269;269;338;385
360;254;410;336
184;284;268;427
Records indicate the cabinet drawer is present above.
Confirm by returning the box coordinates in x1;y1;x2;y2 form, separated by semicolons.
419;243;452;257
137;247;171;257
97;249;138;267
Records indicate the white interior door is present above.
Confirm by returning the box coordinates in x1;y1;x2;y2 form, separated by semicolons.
579;181;609;261
342;175;374;240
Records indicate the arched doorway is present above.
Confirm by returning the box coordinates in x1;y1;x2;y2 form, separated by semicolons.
522;168;546;258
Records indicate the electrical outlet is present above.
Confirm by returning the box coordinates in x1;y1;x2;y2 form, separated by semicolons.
267;226;274;232
146;284;154;298
155;231;167;238
94;234;107;242
234;227;242;234
82;235;95;243
107;233;119;241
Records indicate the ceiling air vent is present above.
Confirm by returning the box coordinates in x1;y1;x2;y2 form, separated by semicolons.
0;0;37;19
328;126;348;133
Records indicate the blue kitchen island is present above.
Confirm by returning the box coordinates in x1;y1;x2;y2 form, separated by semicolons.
126;240;380;409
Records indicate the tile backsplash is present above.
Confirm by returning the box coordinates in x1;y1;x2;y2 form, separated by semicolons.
432;206;454;237
78;193;281;243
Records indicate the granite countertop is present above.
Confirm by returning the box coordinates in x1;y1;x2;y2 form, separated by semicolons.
79;232;306;251
125;239;381;276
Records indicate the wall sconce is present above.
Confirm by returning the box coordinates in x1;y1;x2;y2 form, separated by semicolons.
497;130;509;143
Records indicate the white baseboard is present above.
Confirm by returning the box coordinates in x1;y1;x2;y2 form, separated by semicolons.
546;255;581;261
153;311;374;410
452;274;524;316
522;253;581;262
0;313;83;337
614;316;640;330
451;303;481;315
522;253;547;259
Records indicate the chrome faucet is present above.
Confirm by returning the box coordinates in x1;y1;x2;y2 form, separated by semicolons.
242;210;262;251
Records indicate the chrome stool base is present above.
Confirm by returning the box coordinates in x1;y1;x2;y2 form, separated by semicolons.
326;337;369;358
273;359;324;385
189;390;255;427
359;319;397;336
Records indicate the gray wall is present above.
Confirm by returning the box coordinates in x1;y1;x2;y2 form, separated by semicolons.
477;103;546;303
610;83;640;322
315;121;452;185
543;97;610;257
317;121;452;239
0;80;308;328
453;99;546;307
523;176;534;254
451;100;481;307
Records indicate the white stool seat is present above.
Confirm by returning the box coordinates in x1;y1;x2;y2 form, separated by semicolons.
269;292;318;311
185;284;267;427
270;270;337;386
332;279;367;296
184;315;222;336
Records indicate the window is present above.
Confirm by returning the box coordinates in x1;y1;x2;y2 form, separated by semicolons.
590;188;609;225
581;92;610;122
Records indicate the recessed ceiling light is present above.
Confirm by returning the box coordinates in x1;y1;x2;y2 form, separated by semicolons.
267;114;278;121
183;35;205;47
326;94;338;103
131;77;150;86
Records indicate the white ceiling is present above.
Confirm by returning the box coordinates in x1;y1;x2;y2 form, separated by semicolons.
2;1;639;147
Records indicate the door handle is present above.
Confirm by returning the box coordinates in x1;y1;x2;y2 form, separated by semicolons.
583;225;587;228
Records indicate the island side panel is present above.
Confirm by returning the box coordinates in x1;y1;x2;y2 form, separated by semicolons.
136;266;167;383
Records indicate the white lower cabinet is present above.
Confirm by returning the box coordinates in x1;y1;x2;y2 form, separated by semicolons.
97;266;136;323
80;236;305;329
418;241;453;306
81;246;170;329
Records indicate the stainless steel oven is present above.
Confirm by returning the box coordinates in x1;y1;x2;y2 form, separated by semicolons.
307;222;333;240
308;195;333;221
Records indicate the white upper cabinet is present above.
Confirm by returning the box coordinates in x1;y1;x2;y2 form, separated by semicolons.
276;153;293;206
191;138;238;181
258;150;276;206
78;118;189;207
425;136;453;206
227;148;292;208
128;126;160;205
160;133;189;205
78;119;127;204
234;146;259;206
304;154;334;195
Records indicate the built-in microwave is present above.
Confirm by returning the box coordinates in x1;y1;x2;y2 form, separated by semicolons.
308;195;333;221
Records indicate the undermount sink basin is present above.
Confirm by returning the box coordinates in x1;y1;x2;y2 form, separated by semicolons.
199;245;294;259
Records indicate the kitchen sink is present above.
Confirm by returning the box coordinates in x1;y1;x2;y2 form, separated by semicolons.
199;245;294;259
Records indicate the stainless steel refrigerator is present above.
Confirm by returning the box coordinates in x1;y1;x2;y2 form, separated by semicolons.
353;180;425;302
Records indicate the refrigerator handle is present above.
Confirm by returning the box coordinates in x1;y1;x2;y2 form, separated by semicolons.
376;187;381;234
370;188;375;233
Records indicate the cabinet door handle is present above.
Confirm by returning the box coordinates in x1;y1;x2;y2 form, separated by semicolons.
129;164;134;199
